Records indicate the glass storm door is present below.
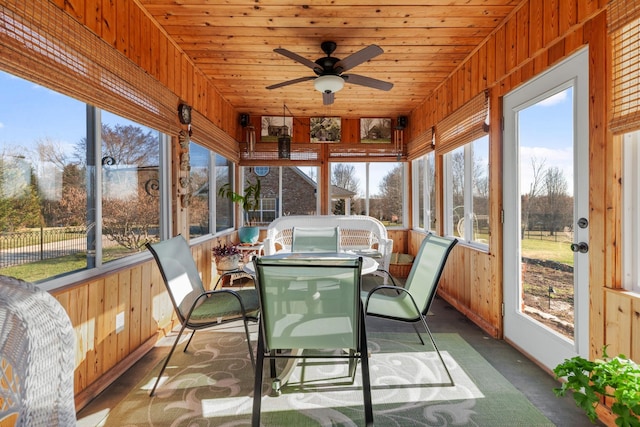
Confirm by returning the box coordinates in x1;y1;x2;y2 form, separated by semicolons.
503;48;589;371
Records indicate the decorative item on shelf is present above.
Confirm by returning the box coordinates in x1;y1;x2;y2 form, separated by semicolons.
178;129;190;149
393;126;404;160
212;241;242;271
278;104;291;159
246;125;256;157
178;103;191;125
218;177;262;243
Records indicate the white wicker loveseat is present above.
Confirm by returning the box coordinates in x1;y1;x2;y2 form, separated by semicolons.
0;276;77;427
263;215;393;281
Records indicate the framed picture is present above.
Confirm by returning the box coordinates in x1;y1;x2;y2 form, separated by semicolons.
360;118;392;143
310;117;341;143
261;116;293;142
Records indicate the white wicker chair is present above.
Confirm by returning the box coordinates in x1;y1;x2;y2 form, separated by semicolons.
264;215;394;283
0;276;77;427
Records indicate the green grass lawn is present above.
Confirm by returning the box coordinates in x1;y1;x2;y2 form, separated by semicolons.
522;237;573;266
0;247;140;283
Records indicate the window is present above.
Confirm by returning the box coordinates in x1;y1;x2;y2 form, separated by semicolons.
610;0;640;293
412;152;436;231
437;91;490;247
0;70;168;283
443;136;489;246
329;161;406;227
215;155;234;232
243;166;319;224
189;142;210;238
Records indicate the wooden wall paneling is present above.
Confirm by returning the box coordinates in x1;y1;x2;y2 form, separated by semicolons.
547;38;566;66
516;6;530;66
142;11;152;74
559;0;578;35
86;279;105;386
585;11;608;360
605;290;632;357
569;26;586;54
486;34;496;89
129;265;143;351
101;0;116;47
158;35;168;88
632;298;640;361
115;0;129;56
149;24;160;81
71;285;89;392
520;59;534;85
166;43;177;95
180;55;189;104
102;274;119;373
488;88;504;337
293;117;311;143
494;25;506;83
458;67;466;110
543;0;559;47
140;261;154;340
578;0;603;22
477;43;487;92
130;2;142;66
341;118;359;143
470;250;488;319
86;0;100;35
468;55;478;103
505;16;517;74
116;270;132;362
63;0;84;22
529;0;544;56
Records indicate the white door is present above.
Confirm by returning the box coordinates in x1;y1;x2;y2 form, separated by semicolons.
503;48;589;371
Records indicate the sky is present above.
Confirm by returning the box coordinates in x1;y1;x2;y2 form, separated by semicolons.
1;69;575;198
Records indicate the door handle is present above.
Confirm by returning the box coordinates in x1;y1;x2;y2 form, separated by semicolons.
570;242;589;253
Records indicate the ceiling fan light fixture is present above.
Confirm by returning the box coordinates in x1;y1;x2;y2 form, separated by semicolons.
314;75;344;93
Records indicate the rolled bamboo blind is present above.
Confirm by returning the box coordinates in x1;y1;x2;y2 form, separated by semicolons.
407;126;434;161
0;0;179;135
436;90;489;154
608;0;640;134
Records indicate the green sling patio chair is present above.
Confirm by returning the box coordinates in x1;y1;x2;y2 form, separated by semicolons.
291;226;340;252
146;235;259;397
363;233;457;386
252;255;373;427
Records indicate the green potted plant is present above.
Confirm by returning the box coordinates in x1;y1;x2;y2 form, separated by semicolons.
553;346;640;427
218;177;261;243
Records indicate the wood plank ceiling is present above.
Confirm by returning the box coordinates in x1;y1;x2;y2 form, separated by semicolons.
138;0;521;119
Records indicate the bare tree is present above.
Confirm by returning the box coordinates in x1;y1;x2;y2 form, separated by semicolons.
377;165;403;222
522;156;546;236
543;166;570;235
332;163;360;193
331;163;360;214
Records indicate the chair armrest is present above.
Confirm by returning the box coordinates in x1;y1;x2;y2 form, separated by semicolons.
378;238;394;270
364;285;421;316
263;237;277;255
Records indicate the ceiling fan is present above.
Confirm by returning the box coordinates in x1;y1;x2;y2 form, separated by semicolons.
266;41;393;105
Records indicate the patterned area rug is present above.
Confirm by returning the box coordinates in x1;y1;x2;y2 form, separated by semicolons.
97;324;553;426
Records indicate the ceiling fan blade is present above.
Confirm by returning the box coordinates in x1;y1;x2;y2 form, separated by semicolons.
343;74;393;91
274;48;320;72
322;91;335;105
333;45;384;73
266;76;315;90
